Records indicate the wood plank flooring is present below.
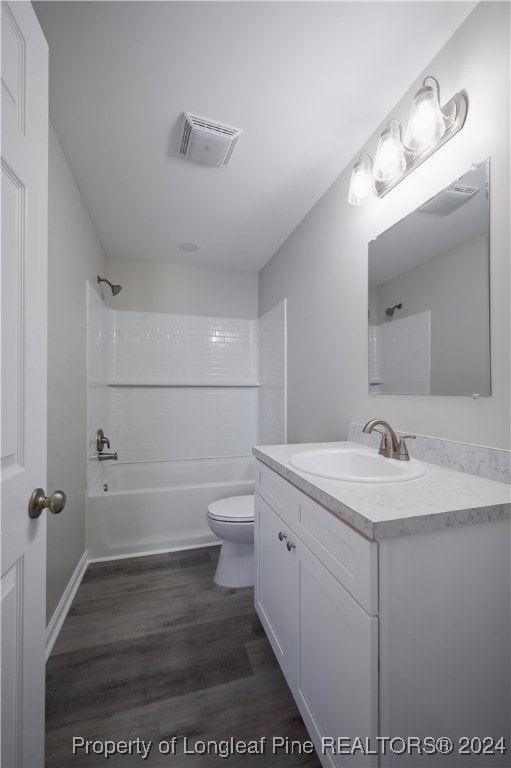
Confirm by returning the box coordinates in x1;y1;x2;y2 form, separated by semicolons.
46;546;321;767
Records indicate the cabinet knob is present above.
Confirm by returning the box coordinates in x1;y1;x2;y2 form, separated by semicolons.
286;541;296;551
278;531;288;541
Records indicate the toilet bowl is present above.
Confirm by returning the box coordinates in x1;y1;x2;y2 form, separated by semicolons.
207;495;254;588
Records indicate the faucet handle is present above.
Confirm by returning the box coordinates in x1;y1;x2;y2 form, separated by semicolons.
96;429;110;451
396;434;416;461
372;428;392;458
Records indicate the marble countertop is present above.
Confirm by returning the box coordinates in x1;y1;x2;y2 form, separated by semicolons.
253;441;511;540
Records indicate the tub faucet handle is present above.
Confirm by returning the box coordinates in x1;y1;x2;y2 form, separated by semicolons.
96;429;110;451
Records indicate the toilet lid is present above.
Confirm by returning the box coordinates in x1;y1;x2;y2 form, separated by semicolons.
207;494;254;522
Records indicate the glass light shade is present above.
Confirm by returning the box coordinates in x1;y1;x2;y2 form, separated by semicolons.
373;126;406;183
348;155;376;205
405;85;446;152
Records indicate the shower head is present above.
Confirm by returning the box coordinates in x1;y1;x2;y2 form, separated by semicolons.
385;303;402;317
97;276;122;296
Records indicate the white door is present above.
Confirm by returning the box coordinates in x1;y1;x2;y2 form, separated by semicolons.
1;3;51;766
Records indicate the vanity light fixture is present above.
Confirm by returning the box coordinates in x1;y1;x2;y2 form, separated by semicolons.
347;152;376;206
373;118;406;183
405;76;446;151
348;76;468;205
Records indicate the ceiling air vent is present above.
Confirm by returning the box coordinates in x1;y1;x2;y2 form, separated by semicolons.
419;184;479;215
177;113;241;167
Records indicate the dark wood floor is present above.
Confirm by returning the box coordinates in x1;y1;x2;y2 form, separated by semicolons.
46;546;321;767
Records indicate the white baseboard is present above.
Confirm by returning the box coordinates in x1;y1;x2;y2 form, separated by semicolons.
45;550;88;662
87;539;221;564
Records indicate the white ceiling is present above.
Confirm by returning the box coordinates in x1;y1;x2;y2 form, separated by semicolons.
34;1;477;273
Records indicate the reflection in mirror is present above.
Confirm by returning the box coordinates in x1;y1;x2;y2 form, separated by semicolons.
368;159;490;396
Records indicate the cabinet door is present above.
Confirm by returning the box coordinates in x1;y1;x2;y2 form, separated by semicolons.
291;541;378;768
255;494;291;681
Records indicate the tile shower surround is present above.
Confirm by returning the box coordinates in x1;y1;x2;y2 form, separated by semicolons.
369;311;431;395
113;386;257;463
87;288;286;477
113;311;257;384
258;301;286;446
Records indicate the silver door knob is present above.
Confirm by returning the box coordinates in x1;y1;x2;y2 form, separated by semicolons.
28;488;66;519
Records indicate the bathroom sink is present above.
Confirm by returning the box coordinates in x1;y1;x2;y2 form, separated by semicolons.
289;447;425;483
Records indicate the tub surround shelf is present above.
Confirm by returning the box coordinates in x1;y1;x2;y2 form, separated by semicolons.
105;380;260;387
253;441;510;540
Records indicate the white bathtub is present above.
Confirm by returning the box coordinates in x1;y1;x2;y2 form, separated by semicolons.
87;456;254;560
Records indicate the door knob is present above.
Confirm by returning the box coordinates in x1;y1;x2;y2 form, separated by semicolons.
28;488;66;519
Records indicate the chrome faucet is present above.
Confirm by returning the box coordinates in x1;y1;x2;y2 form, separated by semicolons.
362;419;415;461
96;429;118;461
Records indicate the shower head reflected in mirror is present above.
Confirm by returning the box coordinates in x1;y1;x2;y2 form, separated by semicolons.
97;276;122;296
385;303;402;317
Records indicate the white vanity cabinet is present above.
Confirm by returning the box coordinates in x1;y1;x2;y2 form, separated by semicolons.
255;461;379;767
255;458;510;768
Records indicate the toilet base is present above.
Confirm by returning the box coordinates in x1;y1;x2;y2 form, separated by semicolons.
214;541;254;588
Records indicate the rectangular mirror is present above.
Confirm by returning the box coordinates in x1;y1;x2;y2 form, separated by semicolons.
368;158;490;396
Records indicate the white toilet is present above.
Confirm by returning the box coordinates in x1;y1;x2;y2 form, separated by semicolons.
206;494;255;588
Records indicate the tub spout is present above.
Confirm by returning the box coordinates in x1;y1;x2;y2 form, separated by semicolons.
98;452;118;462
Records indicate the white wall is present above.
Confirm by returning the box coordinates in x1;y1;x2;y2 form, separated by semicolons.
47;125;107;623
259;2;510;450
103;256;258;318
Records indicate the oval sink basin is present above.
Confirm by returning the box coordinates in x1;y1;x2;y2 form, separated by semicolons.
289;447;425;483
